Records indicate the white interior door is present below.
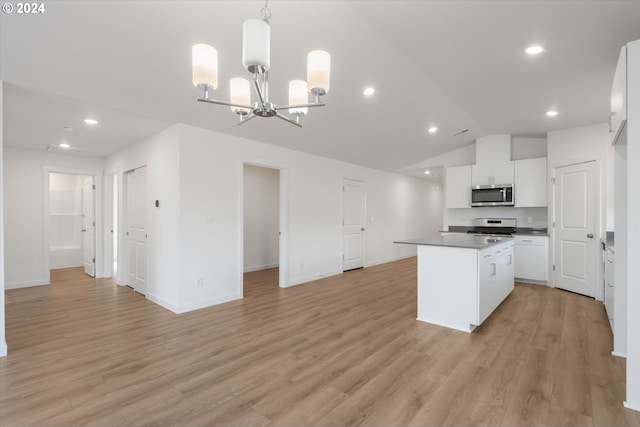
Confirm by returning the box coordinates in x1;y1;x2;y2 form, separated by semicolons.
126;167;147;294
81;176;95;277
554;161;597;297
342;179;365;271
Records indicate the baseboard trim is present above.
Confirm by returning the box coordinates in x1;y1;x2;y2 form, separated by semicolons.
243;263;279;273
286;270;342;287
146;291;243;314
624;401;640;412
515;278;548;286
5;279;49;290
145;292;180;314
365;254;415;268
611;350;627;358
176;293;242;314
0;340;7;358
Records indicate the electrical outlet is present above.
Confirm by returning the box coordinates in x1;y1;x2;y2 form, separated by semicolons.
196;276;204;287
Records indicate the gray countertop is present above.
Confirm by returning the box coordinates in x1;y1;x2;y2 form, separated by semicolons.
395;234;514;250
445;226;549;236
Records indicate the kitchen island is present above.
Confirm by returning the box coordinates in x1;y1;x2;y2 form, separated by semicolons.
395;234;515;332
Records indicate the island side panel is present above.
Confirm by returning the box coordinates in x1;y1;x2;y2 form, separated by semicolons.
416;245;479;332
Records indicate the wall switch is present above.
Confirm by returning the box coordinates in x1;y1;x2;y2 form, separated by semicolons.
196;276;204;287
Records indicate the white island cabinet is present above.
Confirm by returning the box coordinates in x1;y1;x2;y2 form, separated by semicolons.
395;235;515;332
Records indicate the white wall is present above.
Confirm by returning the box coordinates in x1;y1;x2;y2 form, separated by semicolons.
1;81;7;357
104;125;181;311
624;37;640;412
243;165;279;273
3;147;104;289
446;207;548;229
547;122;611;242
512;137;547;160
107;123;437;314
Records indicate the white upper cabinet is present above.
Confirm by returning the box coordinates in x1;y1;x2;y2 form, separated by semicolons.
514;157;547;207
445;165;471;208
471;135;514;186
610;46;627;143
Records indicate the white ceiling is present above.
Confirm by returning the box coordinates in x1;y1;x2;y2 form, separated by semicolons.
2;1;639;175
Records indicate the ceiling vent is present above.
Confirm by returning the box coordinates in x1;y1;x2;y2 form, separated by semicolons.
46;145;91;156
453;129;469;136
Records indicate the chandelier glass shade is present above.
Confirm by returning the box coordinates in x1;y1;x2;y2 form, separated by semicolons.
191;2;330;128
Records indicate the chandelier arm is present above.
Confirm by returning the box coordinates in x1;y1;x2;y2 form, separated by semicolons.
197;98;253;110
237;113;257;126
274;102;326;111
275;112;303;128
252;75;266;104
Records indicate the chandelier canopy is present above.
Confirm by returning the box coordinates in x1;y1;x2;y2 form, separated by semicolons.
191;1;331;128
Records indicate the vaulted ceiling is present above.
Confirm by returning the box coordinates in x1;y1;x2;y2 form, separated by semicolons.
2;1;640;175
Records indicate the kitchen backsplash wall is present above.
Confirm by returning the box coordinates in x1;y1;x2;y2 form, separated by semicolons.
445;207;548;229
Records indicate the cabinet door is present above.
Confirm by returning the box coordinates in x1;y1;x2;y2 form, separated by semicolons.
445;165;471;208
478;260;498;324
604;249;614;325
472;161;514;186
515;158;547;207
611;46;626;139
515;243;547;281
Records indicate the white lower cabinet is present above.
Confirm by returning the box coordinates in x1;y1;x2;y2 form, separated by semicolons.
478;241;515;324
514;235;548;282
604;247;614;329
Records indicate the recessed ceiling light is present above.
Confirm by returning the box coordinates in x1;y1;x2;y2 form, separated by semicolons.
84;118;99;125
424;170;431;175
526;45;544;55
428;126;438;133
546;110;558;117
59;143;71;148
363;87;375;96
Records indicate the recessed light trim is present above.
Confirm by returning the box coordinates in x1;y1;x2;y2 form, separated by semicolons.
59;143;71;148
424;170;431;175
546;110;558;117
363;87;375;96
526;45;544;55
84;118;99;125
428;126;438;134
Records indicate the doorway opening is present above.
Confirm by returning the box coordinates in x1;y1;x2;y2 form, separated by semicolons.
243;164;280;296
48;173;95;277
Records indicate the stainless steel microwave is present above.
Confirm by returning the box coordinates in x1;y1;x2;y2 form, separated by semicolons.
471;184;514;207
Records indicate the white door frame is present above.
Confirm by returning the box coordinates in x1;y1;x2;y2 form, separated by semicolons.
550;159;603;300
103;170;119;279
123;166;148;294
239;161;288;293
43;166;104;284
341;177;366;271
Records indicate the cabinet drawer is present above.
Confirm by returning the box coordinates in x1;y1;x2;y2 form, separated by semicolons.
514;235;546;245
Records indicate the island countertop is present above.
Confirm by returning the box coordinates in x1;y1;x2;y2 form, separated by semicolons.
394;233;514;250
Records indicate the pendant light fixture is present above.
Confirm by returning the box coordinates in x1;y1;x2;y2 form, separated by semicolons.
191;1;331;128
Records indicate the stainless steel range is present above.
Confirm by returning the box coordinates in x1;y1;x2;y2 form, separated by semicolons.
466;218;517;235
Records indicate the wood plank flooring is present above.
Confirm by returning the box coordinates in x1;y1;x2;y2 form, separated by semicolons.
1;259;638;427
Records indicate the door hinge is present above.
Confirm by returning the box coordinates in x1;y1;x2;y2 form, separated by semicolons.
551;178;556;185
552;221;555;228
92;184;96;190
92;221;96;226
342;254;345;260
553;265;556;271
92;257;96;263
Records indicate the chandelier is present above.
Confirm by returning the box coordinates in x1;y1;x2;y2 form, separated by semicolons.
191;1;331;128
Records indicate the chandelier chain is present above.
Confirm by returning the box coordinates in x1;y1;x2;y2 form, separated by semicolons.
261;0;272;23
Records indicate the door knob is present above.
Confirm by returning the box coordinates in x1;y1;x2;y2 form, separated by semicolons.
82;229;86;233
587;233;594;238
361;228;365;231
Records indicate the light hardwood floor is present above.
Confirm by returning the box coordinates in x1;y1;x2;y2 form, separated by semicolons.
1;259;638;427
